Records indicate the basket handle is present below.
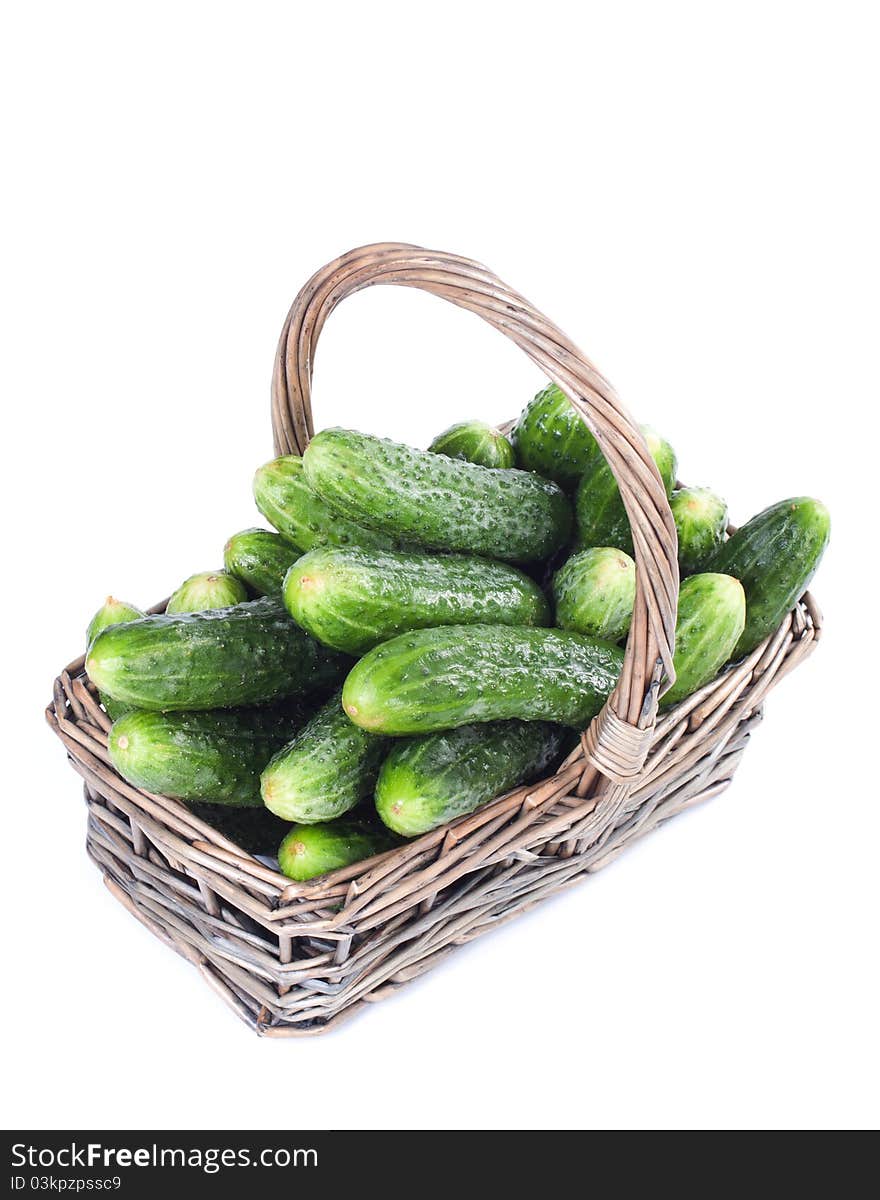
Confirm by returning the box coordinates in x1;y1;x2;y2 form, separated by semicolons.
271;243;679;786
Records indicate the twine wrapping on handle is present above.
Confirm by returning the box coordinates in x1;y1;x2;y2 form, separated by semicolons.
271;243;679;792
581;703;656;783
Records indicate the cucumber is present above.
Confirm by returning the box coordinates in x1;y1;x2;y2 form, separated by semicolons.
108;702;309;806
86;596;347;712
278;818;400;882
375;720;565;837
670;487;728;575
223;528;300;596
707;497;830;658
661;573;746;708
261;692;388;823
187;802;290;855
303;428;571;564
99;693;135;724
86;597;145;721
575;426;677;554
165;570;248;614
342;624;623;735
511;383;600;489
283;546;551;655
87;596;145;647
253;454;398;552
428;420;515;468
552;547;636;642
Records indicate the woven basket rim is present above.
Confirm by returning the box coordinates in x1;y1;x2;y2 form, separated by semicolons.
48;582;822;911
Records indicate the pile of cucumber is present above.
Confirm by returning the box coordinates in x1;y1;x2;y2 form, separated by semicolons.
85;386;830;881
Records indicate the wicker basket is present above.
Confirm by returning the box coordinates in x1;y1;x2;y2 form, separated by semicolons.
47;243;822;1036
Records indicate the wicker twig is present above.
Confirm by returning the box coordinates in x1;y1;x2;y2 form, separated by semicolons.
48;244;822;1034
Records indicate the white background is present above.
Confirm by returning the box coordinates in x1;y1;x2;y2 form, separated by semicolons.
1;1;877;1131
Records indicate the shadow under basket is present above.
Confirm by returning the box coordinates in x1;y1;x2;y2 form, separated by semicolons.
47;244;823;1035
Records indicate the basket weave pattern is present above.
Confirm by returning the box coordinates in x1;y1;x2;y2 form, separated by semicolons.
47;245;822;1035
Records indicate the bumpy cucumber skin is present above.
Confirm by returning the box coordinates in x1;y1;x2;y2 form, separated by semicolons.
376;720;565;837
86;597;146;721
223;528;300;596
86;597;347;712
284;546;551;655
342;624;623;735
661;573;746;708
165;571;248;614
278;819;399;882
428;420;515;469
511;383;600;489
671;487;728;575
552;547;636;642
108;703;308;806
253;455;398;552
261;693;388;823
303;428;572;564
707;497;830;658
575;426;677;554
187;802;290;855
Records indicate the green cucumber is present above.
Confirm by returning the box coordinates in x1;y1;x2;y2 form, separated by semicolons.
552;547;636;642
86;597;146;721
165;570;248;614
278;819;400;882
86;597;347;712
98;694;135;724
662;573;745;708
575;426;677;554
187;802;290;855
670;487;728;575
303;428;571;564
223;528;300;596
253;454;398;552
375;720;565;837
87;596;145;646
707;497;830;658
108;702;309;806
261;693;388;823
342;624;623;735
283;546;551;655
428;420;515;468
511;383;600;489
